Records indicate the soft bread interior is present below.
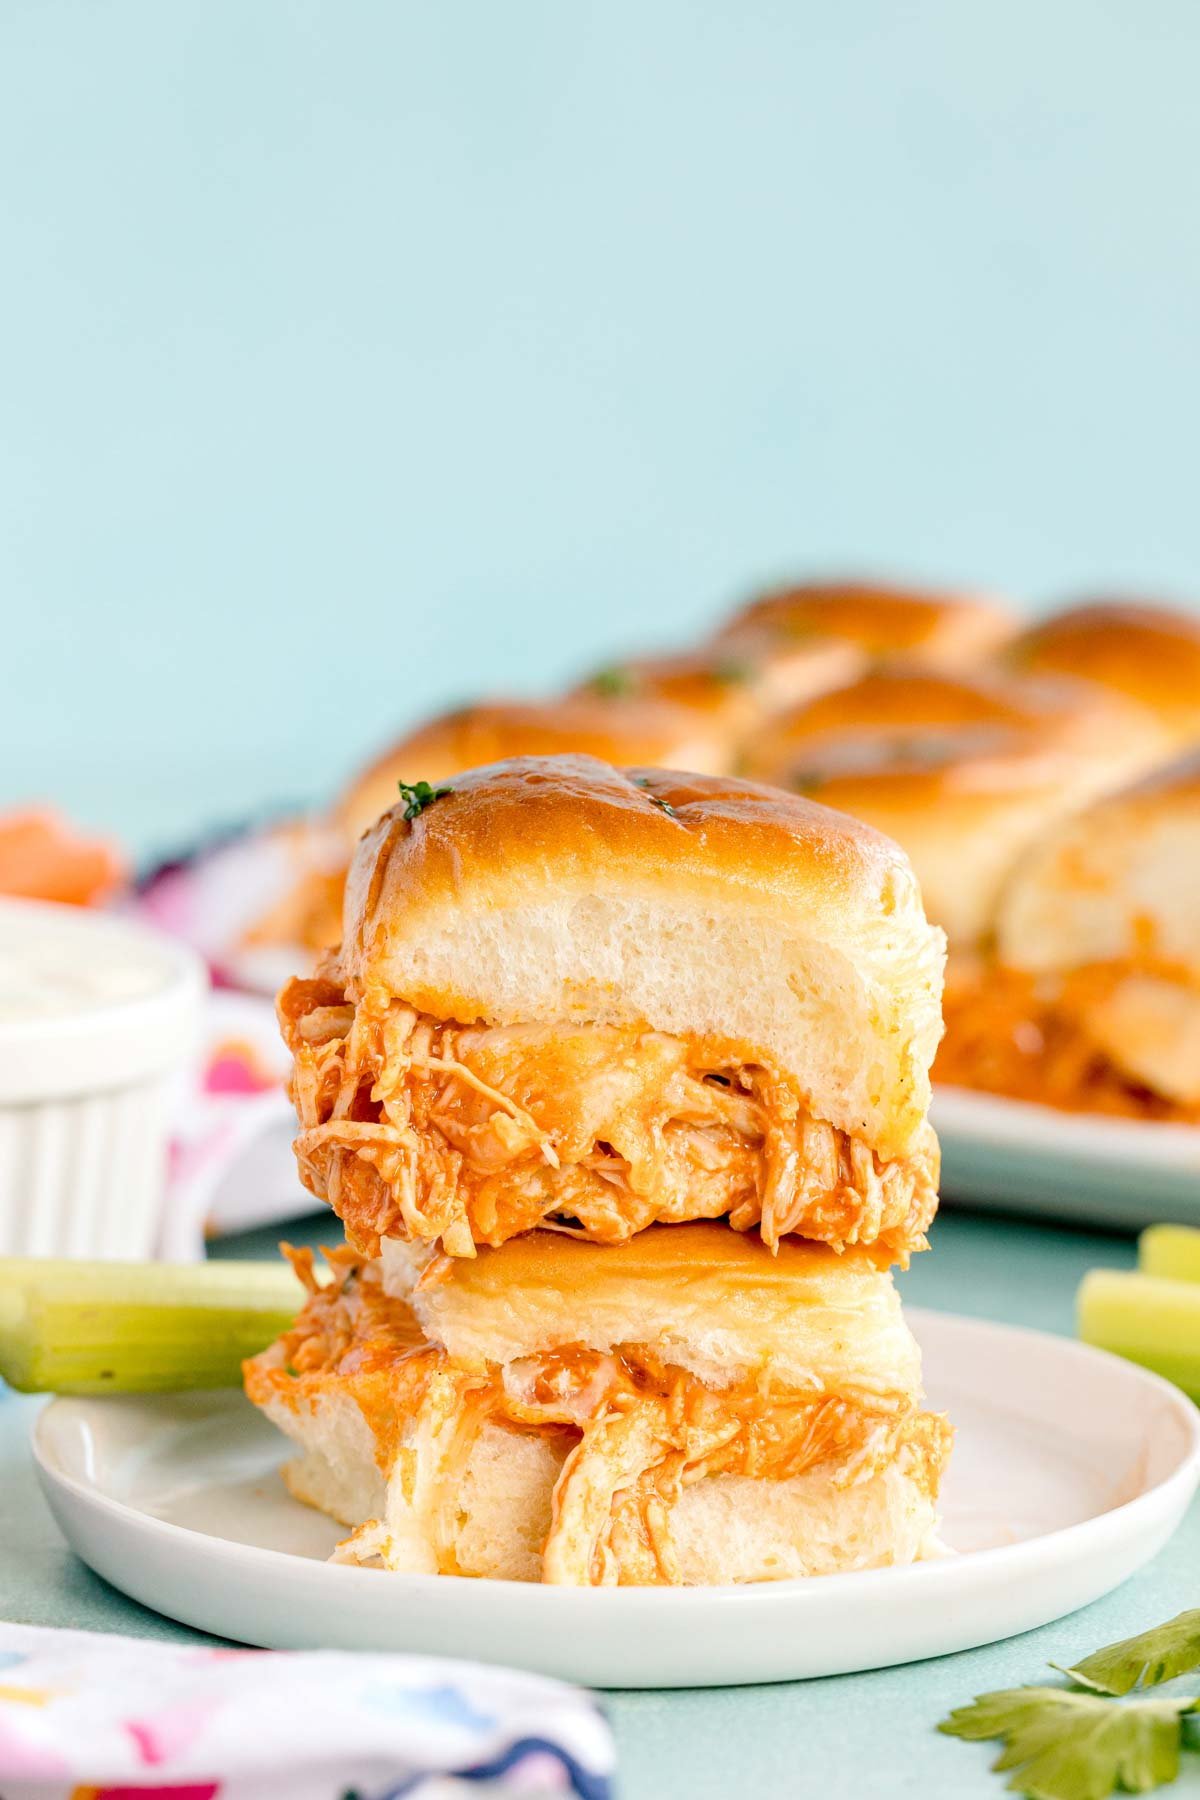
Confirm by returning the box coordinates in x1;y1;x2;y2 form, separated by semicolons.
997;777;1200;976
783;771;1103;949
382;1225;921;1401
994;760;1200;1102
360;891;941;1160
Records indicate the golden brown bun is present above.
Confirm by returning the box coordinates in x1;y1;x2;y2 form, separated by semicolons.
718;578;1015;667
335;697;731;845
741;667;1168;779
997;750;1200;1102
381;1223;921;1399
339;755;945;1158
1000;601;1200;745
570;634;863;749
738;671;1168;948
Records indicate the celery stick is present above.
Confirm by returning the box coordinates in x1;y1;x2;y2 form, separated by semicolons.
1138;1224;1200;1285
0;1258;306;1395
1078;1269;1200;1399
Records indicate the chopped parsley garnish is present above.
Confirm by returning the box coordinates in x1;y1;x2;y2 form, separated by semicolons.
940;1609;1200;1799
790;768;827;795
397;779;453;821
634;776;677;817
712;657;754;685
589;666;637;698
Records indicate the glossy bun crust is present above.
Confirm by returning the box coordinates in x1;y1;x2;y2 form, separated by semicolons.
570;636;863;750
384;1223;921;1395
718;578;1015;666
738;670;1169;947
1000;600;1200;744
741;667;1167;779
338;755;945;1157
336;697;729;844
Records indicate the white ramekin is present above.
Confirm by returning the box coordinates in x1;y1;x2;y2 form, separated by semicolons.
0;898;207;1258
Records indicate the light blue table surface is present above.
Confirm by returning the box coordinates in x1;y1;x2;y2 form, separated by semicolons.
4;1205;1199;1799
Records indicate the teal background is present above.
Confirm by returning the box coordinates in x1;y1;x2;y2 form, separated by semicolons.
5;1;1200;854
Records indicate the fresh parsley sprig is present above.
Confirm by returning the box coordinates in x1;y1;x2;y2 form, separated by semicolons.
397;779;453;822
1055;1612;1200;1697
633;776;678;818
940;1611;1200;1800
940;1688;1195;1800
589;666;637;698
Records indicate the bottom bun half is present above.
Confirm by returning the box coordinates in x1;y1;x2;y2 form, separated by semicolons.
246;1244;950;1587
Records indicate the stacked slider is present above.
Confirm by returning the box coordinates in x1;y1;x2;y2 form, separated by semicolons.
247;755;952;1585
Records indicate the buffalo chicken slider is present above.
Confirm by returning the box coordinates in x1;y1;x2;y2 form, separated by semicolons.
939;750;1200;1119
256;755;951;1585
278;755;946;1261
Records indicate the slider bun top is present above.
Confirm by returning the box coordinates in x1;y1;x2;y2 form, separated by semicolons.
717;578;1015;667
997;749;1200;976
740;666;1168;784
382;1222;921;1400
1000;600;1200;744
335;697;728;845
340;754;945;1159
739;670;1168;948
570;633;863;743
743;738;1152;953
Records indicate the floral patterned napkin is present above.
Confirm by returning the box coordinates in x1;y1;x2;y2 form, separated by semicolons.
0;1623;614;1798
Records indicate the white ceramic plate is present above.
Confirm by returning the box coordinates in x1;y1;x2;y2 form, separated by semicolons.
33;1311;1200;1688
934;1085;1200;1230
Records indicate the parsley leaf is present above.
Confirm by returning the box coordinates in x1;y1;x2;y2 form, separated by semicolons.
396;779;453;822
589;666;636;698
712;657;754;685
633;777;677;817
791;768;827;795
1056;1613;1200;1697
939;1687;1196;1800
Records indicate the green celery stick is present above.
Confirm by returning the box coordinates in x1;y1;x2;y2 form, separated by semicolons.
1138;1224;1200;1284
0;1257;307;1395
1078;1269;1200;1399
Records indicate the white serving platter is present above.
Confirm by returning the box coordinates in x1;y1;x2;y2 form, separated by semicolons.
934;1085;1200;1229
33;1310;1200;1689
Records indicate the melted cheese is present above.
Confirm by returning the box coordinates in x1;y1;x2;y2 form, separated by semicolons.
279;978;938;1258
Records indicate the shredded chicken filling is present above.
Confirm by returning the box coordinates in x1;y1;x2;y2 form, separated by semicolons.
936;961;1200;1122
279;977;939;1258
247;1255;950;1586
